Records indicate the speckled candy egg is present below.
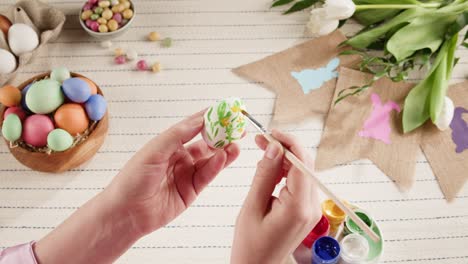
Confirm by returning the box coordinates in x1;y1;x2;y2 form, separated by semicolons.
85;94;107;121
26;79;64;114
8;23;39;56
0;85;21;107
4;106;26;121
62;78;92;103
47;129;74;152
23;114;54;147
51;67;71;84
54;104;89;135
2;113;22;142
202;97;246;149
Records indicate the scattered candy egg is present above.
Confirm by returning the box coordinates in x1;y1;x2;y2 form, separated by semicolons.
122;9;133;19
26;79;64;114
126;49;138;60
151;62;161;73
77;77;98;95
50;67;71;84
47;129;74;152
161;37;172;48
99;24;109;33
62;78;92;103
115;55;126;64
20;84;32;112
8;23;39;56
0;85;21;107
136;60;148;71
54;104;89;135
23;114;54;147
1;114;22;142
85;94;107;121
114;47;125;56
100;40;112;48
148;31;160;41
107;19;119;31
202;97;246;148
0;15;12;39
0;48;17;74
4;106;26;121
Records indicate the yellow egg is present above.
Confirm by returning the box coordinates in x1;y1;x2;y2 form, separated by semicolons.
54;104;89;136
114;47;125;56
102;9;113;20
148;31;160;41
107;19;119;31
122;1;131;9
97;18;108;24
98;0;111;8
98;24;109;33
81;10;93;21
122;9;133;19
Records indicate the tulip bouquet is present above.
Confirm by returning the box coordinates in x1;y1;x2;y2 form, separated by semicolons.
272;0;468;132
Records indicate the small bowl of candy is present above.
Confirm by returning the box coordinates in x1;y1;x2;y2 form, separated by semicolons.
0;67;108;173
79;0;135;41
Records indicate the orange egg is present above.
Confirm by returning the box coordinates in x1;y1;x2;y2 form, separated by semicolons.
78;77;98;95
0;15;12;39
54;103;89;135
0;85;21;107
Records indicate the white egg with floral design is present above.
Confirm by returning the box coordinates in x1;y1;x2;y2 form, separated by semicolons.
202;98;246;149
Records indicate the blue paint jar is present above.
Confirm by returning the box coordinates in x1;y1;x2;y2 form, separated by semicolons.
311;236;341;264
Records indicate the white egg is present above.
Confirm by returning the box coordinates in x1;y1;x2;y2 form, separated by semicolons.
434;96;455;131
8;23;39;56
126;49;138;60
0;48;17;74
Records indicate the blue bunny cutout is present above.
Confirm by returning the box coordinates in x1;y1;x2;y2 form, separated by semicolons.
291;57;340;94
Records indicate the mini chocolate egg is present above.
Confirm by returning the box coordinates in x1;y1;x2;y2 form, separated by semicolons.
8;23;39;56
202;97;246;149
2;113;22;142
50;67;71;84
0;85;21;107
23;114;54;147
54;104;89;135
21;84;32;112
47;129;73;152
0;48;17;74
4;106;26;121
26;79;64;114
0;15;12;38
85;94;107;121
77;77;98;95
62;78;92;103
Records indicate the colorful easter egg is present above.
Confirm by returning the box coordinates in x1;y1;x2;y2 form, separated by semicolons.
202;97;246;149
23;114;54;147
62;78;92;103
0;85;21;107
47;129;74;152
2;114;22;142
0;48;17;74
8;23;39;56
85;94;107;121
0;15;12;39
26;79;64;114
4;106;26;121
21;84;32;112
54;104;89;135
77;77;98;95
50;67;71;84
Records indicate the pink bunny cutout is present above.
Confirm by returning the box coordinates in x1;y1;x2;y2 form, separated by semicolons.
359;93;401;144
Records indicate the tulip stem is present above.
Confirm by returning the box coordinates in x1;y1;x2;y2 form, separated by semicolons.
355;3;441;10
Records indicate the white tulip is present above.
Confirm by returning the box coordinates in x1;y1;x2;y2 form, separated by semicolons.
434;96;455;131
324;0;356;20
306;8;339;37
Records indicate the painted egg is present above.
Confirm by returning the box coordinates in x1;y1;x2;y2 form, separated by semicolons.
8;23;39;56
26;79;64;114
0;85;21;107
0;15;12;39
202;97;246;149
21;84;32;112
54;103;89;135
85;94;107;121
4;106;26;121
0;48;17;74
77;77;98;95
50;67;71;84
1;113;22;142
23;114;54;147
62;78;92;103
47;129;73;152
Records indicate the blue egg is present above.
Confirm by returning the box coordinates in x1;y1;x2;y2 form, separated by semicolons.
62;78;91;103
21;83;32;112
85;94;107;121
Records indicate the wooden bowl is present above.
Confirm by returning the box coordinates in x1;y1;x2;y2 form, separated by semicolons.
0;72;109;173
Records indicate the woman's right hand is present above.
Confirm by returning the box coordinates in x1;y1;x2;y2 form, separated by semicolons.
231;130;321;264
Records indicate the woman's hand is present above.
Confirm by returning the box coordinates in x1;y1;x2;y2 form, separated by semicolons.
231;130;321;264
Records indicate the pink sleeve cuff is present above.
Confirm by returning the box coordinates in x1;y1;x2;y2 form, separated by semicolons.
0;242;38;264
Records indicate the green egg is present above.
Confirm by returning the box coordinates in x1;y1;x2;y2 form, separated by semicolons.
26;79;64;114
2;114;22;142
50;67;71;84
47;129;73;152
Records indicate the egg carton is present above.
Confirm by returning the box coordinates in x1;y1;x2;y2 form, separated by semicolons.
0;0;65;86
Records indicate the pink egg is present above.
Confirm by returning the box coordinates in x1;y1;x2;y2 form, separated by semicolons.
23;114;54;147
113;13;122;24
88;0;98;4
85;19;93;28
83;3;93;11
90;21;100;32
115;55;126;64
136;60;148;71
4;106;26;121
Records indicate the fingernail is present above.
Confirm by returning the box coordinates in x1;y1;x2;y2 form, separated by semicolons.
265;143;280;160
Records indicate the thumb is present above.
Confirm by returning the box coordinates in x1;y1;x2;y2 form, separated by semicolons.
244;141;283;215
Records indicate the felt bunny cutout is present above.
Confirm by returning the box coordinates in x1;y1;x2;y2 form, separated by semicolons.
359;93;401;144
291;57;340;94
451;107;468;153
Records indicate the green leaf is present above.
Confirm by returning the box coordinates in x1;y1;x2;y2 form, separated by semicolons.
284;0;318;14
352;0;421;25
445;11;468;39
272;0;294;7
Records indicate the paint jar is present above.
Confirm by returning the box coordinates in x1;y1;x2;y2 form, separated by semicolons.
340;233;370;264
312;236;341;264
321;199;346;235
343;209;375;236
302;215;330;248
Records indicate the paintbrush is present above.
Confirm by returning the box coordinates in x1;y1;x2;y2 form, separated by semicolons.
241;110;380;243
